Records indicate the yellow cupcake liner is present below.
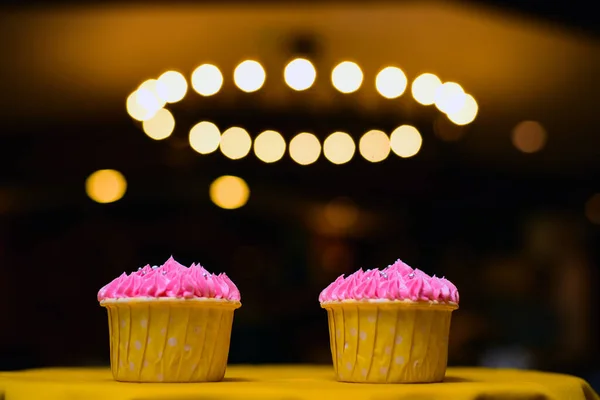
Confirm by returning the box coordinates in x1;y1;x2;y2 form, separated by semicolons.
322;300;457;383
101;298;241;383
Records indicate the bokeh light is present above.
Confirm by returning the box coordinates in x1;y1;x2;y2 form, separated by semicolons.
137;79;166;113
142;108;175;140
323;131;356;164
359;130;391;162
447;94;478;125
85;169;127;204
156;71;188;103
126;91;154;121
127;81;165;121
511;121;547;153
284;58;316;91
375;67;407;99
585;193;600;225
331;61;363;94
191;64;223;96
411;73;442;106
289;132;321;165
220;127;252;160
434;82;467;114
209;175;250;210
189;121;221;154
234;60;266;93
254;130;286;163
390;125;423;158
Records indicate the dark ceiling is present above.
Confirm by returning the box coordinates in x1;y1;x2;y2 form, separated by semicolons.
482;0;599;36
3;0;599;36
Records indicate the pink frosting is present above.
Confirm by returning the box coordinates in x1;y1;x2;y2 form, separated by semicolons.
98;256;241;302
318;259;459;304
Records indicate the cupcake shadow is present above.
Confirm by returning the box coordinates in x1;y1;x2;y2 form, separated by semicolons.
443;376;472;383
220;377;254;383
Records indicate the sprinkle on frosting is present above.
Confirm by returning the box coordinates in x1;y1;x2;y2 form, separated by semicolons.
318;259;459;304
97;256;241;302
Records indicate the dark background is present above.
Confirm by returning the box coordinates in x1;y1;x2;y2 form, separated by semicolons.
0;0;598;389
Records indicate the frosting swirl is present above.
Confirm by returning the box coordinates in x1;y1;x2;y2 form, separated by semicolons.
98;256;241;302
318;259;459;304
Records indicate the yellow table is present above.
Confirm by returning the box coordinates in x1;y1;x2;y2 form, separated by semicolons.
0;365;597;400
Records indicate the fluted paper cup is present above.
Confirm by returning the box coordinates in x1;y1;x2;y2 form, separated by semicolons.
101;298;241;382
322;300;457;383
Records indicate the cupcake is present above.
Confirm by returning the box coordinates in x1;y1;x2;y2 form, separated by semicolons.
97;256;241;383
319;259;459;383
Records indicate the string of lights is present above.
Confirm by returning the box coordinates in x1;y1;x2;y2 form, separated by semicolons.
125;59;479;165
91;59;480;208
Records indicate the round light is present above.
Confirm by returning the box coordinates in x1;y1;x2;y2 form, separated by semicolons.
191;64;223;96
189;121;221;154
359;130;391;162
85;169;127;204
511;121;547;153
220;127;252;160
323;131;356;165
375;67;407;99
289;132;321;165
331;61;363;94
209;175;250;210
447;94;478;125
142;109;175;140
254;130;286;163
434;82;467;114
390;125;423;158
156;71;188;103
126;91;155;121
137;79;166;113
284;58;316;91
411;73;442;106
234;60;266;93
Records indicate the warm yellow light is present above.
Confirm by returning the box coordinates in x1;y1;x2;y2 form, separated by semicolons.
323;131;356;165
435;82;467;114
191;64;223;96
127;80;165;122
209;175;250;210
220;127;252;160
511;121;547;153
137;79;166;112
331;61;363;94
234;60;266;93
86;169;127;204
254;130;286;163
284;58;316;91
126;91;155;121
390;125;423;158
189;121;221;154
411;73;442;106
289;132;321;165
375;67;407;99
156;71;188;103
142;109;175;140
359;130;391;162
447;94;478;126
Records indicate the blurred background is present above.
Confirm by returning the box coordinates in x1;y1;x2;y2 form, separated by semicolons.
0;0;599;389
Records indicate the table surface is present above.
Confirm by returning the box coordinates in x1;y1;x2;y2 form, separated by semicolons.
0;365;598;400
